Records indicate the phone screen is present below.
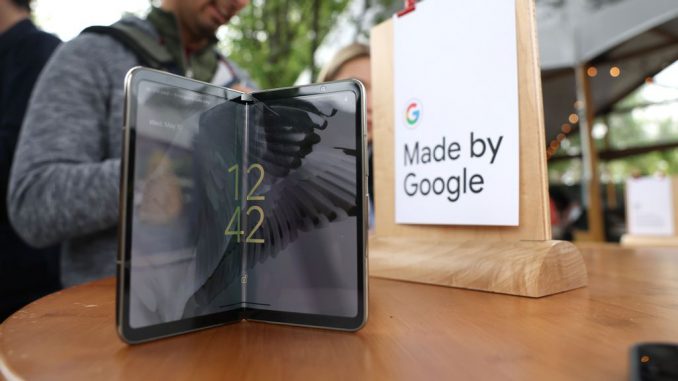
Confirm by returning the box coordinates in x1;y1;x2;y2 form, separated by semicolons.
184;90;365;324
128;80;242;328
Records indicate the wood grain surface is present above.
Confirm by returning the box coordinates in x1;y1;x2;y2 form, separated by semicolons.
370;0;552;242
369;237;587;297
2;244;678;381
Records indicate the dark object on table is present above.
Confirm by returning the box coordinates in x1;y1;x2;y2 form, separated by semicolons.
630;343;678;381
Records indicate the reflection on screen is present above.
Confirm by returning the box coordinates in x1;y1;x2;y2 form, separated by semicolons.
245;93;359;318
129;81;242;328
129;81;359;328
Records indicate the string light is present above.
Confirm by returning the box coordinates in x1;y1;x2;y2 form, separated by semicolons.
587;66;598;77
547;105;583;160
610;66;621;78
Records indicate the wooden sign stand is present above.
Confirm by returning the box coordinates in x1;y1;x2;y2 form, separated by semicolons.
368;0;588;298
621;176;678;247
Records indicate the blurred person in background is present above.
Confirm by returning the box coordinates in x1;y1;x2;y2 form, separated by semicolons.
317;43;374;228
7;0;254;288
550;188;582;241
0;0;61;320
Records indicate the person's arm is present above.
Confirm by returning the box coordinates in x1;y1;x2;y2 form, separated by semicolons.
8;35;121;248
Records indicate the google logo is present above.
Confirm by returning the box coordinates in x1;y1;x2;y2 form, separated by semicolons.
405;100;422;128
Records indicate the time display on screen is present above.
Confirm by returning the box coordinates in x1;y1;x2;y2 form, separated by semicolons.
224;163;266;244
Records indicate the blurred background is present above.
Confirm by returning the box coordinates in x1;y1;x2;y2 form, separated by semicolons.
31;0;678;243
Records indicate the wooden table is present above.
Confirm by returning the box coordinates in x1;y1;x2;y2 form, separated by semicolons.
2;244;677;380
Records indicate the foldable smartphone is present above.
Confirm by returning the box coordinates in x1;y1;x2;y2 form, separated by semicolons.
117;68;368;343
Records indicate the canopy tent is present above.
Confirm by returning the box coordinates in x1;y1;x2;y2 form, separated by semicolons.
538;0;678;143
535;0;678;241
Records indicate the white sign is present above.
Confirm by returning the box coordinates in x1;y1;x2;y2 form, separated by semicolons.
626;177;675;236
393;0;520;226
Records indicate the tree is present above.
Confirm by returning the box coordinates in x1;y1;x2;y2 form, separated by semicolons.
220;0;350;89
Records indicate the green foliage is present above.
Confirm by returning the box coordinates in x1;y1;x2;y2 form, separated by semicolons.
605;150;678;181
548;86;678;184
221;0;350;89
548;158;582;185
599;90;678;180
605;92;678;150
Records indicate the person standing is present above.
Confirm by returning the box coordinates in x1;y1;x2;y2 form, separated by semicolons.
8;0;254;288
0;0;61;321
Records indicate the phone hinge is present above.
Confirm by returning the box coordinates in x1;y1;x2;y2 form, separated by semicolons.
239;93;255;103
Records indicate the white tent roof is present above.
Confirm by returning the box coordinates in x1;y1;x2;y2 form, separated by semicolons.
538;0;678;70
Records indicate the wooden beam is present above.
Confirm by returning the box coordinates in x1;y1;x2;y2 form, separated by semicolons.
542;67;575;81
575;64;605;242
651;27;678;43
602;115;617;210
592;50;678;115
608;97;678;114
601;142;678;161
549;140;678;162
590;40;678;66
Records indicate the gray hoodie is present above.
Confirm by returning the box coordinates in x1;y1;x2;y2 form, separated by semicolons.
8;15;252;287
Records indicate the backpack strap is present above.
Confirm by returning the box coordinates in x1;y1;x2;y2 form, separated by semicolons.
82;23;179;74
